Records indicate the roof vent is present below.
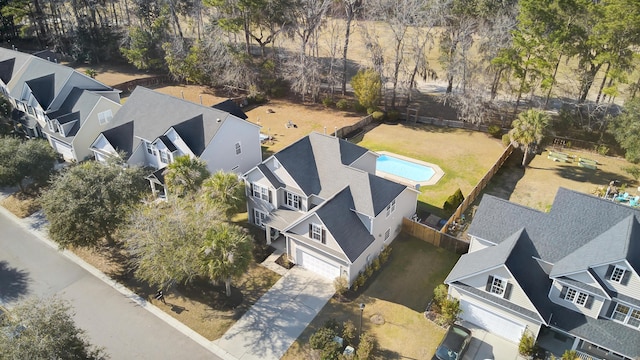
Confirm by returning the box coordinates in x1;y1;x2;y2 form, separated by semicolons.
216;118;221;123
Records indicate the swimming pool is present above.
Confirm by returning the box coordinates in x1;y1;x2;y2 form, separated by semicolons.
377;154;435;182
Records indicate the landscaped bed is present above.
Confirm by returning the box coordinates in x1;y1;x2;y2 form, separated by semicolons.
282;233;460;360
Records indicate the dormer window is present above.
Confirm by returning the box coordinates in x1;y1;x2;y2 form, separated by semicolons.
286;191;300;209
606;265;630;285
559;285;593;308
485;275;512;299
160;150;170;164
146;142;156;155
252;183;270;202
309;223;326;244
98;110;113;125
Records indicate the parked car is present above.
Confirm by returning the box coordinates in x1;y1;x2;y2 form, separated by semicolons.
434;324;472;360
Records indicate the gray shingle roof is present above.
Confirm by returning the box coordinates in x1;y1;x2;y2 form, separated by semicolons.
101;87;256;159
548;302;640;358
257;164;285;189
157;135;177;152
313;187;376;262
0;48;32;84
44;88;105;140
0;57;15;84
212;99;247;120
454;282;541;321
274;132;405;217
101;121;134;157
26;73;55;109
557;277;607;297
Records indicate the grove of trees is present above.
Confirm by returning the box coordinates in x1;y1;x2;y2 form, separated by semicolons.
2;0;638;119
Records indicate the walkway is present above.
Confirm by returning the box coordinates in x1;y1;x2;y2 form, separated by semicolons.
214;266;334;360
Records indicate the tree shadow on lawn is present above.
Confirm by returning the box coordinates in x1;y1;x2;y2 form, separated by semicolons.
547;164;631;185
478;149;525;202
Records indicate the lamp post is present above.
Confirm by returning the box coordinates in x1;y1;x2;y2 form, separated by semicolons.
358;303;365;342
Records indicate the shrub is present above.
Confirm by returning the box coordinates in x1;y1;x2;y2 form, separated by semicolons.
371;257;380;271
323;96;335;108
597;144;610;156
433;284;448;307
333;276;348;296
354;102;367;114
443;188;464;214
371;111;385;122
623;166;640;182
438;297;461;326
351;68;382;110
356;332;377;360
488;125;502;139
310;327;341;360
336;99;350;110
324;318;341;332
364;264;374;278
379;246;392;264
561;350;578;360
353;272;366;291
518;330;536;357
502;133;511;147
248;93;267;105
342;320;357;346
366;107;378;115
387;110;400;122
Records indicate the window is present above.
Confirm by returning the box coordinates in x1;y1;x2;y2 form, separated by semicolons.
286;192;300;209
309;223;326;244
490;276;505;296
610;266;626;283
384;228;391;241
561;286;591;307
160;150;170;164
27;105;34;116
612;303;640;329
47;120;55;132
146;142;156;155
385;199;396;217
235;142;242;155
98;110;113;125
254;209;267;227
252;183;270;201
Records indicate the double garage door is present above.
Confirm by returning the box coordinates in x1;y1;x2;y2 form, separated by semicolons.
460;300;526;343
298;250;340;280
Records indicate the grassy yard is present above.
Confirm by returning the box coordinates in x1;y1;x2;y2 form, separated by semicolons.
356;123;506;217
483;147;636;211
282;234;460;360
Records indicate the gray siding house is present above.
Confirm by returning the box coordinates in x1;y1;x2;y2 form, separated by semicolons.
445;188;640;359
244;132;418;284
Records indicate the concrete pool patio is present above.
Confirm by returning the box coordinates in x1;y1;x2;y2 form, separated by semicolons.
376;150;445;187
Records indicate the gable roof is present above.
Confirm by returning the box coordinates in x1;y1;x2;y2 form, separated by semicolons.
0;48;32;84
212;99;248;120
26;73;55;109
0;57;15;84
313;187;375;262
101;121;135;157
44;88;111;140
100;86;258;159
274;132;405;217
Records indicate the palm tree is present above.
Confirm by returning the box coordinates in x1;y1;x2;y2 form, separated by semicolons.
200;223;253;297
200;171;246;220
509;109;550;167
164;155;210;198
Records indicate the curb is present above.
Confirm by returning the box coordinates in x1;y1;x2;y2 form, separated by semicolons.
0;203;237;360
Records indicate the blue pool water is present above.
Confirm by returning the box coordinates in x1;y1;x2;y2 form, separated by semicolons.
377;155;435;182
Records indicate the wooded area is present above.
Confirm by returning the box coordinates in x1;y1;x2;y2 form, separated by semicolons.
2;0;639;131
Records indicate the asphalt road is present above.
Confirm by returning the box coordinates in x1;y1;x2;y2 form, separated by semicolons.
0;211;219;359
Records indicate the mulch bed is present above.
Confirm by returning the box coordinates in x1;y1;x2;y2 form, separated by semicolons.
275;253;295;269
176;277;243;310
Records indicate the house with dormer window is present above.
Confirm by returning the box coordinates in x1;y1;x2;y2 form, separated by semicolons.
0;47;121;161
444;188;640;359
90;86;261;198
243;132;418;284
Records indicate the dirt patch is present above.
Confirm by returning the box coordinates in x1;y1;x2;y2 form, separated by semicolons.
71;62;157;87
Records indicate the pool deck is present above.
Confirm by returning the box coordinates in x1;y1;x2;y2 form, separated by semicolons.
375;151;445;188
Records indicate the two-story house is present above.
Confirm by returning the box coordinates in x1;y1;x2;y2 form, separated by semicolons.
244;132;418;284
445;188;640;359
0;47;121;161
90;86;262;198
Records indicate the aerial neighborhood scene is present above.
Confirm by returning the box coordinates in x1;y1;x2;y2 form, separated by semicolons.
1;0;640;359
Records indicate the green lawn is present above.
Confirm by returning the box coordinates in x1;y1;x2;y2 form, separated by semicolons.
282;233;460;360
356;123;505;217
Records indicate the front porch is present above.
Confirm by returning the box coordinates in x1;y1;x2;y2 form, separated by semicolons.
536;326;630;360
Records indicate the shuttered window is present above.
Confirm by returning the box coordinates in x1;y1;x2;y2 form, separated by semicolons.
485;275;512;299
559;285;594;309
309;223;326;244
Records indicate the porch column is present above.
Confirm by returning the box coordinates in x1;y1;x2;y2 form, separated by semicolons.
149;180;157;197
265;225;272;245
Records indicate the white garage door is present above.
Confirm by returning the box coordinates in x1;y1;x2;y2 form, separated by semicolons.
51;139;73;160
299;251;340;280
460;300;525;343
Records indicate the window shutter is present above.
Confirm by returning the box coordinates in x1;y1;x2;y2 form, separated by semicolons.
309;224;313;238
605;265;614;279
585;295;594;309
297;198;302;209
605;302;617;318
504;283;513;300
321;228;326;244
621;270;631;285
559;286;568;299
485;276;494;292
268;190;273;203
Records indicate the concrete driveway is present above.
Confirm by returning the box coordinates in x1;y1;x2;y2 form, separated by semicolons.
214;266;334;360
461;322;521;360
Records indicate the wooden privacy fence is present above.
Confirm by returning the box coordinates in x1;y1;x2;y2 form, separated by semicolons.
442;143;514;232
402;218;469;254
113;75;170;95
415;116;492;132
332;114;373;139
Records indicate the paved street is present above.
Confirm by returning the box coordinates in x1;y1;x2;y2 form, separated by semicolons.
0;209;220;359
